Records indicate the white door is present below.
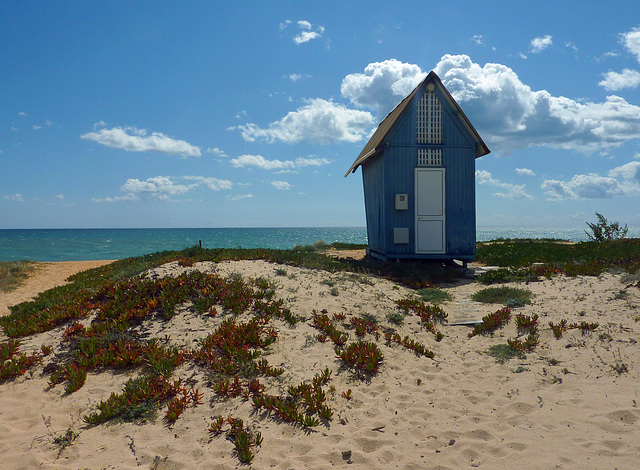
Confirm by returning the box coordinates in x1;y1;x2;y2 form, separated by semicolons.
415;168;445;254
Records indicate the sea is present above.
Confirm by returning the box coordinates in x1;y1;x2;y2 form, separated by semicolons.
1;226;639;262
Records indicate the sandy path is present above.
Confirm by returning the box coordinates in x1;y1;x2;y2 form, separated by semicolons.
0;260;115;316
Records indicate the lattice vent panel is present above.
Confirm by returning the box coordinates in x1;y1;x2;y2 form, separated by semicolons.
417;91;443;144
417;148;443;167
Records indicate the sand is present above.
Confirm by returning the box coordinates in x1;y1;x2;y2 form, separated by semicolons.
1;259;639;469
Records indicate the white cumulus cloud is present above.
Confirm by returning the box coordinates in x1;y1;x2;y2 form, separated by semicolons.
476;170;534;200
599;69;640;91
183;176;233;191
542;161;640;200
81;125;201;157
434;54;640;154
121;176;195;199
230;154;331;170
622;26;640;62
341;59;426;116
516;168;536;176
232;99;374;144
94;175;233;203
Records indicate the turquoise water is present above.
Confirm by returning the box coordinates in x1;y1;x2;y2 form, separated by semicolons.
1;226;638;262
0;228;368;262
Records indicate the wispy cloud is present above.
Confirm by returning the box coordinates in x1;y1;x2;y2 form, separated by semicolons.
530;35;553;53
293;20;325;45
271;181;292;190
92;193;140;203
81;125;201;157
288;73;311;82
471;35;484;45
4;193;24;202
516;168;536;176
226;193;254;201
206;147;228;157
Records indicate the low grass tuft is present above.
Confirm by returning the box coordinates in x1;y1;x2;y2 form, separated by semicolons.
487;344;526;364
0;260;37;293
472;286;532;307
418;288;452;304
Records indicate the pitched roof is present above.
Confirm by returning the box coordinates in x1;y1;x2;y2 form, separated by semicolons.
344;71;490;177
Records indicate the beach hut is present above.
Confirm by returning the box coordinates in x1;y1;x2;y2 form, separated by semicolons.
345;71;490;264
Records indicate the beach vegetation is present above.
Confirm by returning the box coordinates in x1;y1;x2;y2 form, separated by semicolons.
585;212;628;242
468;307;512;338
476;238;640;276
549;319;599;339
313;240;327;249
514;313;539;332
507;333;539;352
611;289;629;301
487;344;526;363
350;315;379;337
336;340;383;374
476;266;555;284
311;310;349;345
0;260;36;293
396;297;447;339
471;286;532;307
384;332;435;358
418;287;452;304
386;311;406;325
611;362;629;374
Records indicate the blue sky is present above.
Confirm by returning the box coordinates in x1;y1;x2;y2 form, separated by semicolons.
2;1;640;229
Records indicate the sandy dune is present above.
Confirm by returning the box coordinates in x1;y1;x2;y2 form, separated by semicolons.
1;259;639;469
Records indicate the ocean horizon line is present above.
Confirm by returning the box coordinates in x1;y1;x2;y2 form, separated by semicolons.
2;226;639;263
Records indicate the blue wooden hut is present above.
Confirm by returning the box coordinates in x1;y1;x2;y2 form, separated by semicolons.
345;71;490;264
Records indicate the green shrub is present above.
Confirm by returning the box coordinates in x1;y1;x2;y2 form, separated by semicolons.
585;212;628;242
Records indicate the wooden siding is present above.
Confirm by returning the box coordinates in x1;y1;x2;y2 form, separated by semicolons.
361;152;385;253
